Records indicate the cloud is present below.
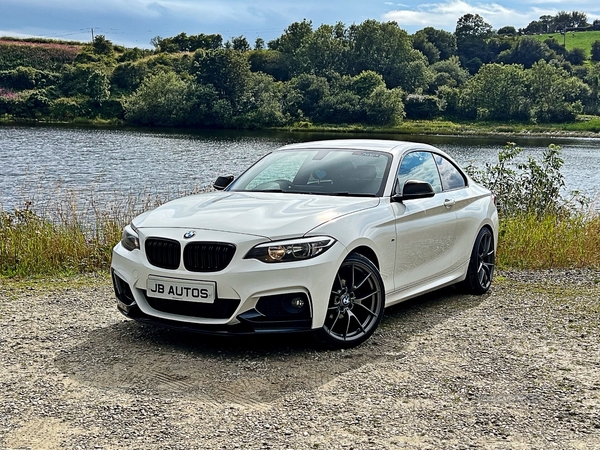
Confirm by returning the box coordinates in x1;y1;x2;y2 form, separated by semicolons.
382;0;558;32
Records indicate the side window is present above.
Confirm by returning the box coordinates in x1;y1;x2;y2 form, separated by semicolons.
397;151;442;194
434;154;466;191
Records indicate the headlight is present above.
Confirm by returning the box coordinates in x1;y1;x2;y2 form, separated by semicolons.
121;224;140;251
245;236;336;263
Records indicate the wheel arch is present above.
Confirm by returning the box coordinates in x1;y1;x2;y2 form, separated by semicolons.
347;245;380;269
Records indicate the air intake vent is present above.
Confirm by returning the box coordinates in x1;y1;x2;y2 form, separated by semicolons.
184;242;236;272
145;238;181;270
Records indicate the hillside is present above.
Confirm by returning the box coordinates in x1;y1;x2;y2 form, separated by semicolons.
0;38;82;71
532;30;600;57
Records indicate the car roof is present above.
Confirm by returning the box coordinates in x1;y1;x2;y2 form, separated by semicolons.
277;139;444;159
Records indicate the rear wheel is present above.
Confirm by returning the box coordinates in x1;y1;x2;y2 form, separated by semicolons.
461;227;495;295
317;253;385;348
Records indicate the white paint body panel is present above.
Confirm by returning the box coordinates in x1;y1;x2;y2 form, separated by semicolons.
111;139;499;332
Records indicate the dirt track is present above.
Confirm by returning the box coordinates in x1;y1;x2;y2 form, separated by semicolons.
1;270;599;449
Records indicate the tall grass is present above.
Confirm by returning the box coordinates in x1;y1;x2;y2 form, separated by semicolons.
0;190;165;277
498;210;600;269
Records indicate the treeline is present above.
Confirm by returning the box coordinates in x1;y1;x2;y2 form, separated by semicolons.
1;11;600;128
520;11;600;34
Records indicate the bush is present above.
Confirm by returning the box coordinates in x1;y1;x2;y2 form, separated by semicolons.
465;142;576;218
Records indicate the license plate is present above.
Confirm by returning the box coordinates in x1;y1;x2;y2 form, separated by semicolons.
146;276;215;303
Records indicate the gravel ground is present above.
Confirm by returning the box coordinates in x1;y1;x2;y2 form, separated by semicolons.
0;270;599;450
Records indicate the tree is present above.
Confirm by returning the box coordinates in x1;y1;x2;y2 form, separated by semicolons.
347;20;430;91
412;32;440;64
254;38;265;51
592;41;600;62
455;14;495;72
455;14;493;40
460;63;528;120
86;70;110;103
267;20;313;76
231;36;250;52
497;37;554;68
565;48;587;66
416;27;457;60
302;23;349;76
497;26;516;36
429;56;470;92
124;71;189;125
194;49;253;109
283;73;330;119
92;35;114;57
248;50;290;81
527;60;590;122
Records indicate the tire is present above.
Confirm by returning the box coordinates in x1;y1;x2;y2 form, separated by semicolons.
316;253;385;348
461;226;495;295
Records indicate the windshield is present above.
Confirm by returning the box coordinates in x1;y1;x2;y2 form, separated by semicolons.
228;148;392;197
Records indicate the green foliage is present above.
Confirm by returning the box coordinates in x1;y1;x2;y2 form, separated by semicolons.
591;40;600;61
194;49;252;108
404;94;440;119
497;37;555;68
152;33;223;53
0;66;59;90
124;71;200;126
527;60;590;122
460;64;528;120
247;50;291;81
566;47;587;65
92;35;114;57
348;20;430;91
465;142;578;218
3;16;600;128
86;70;110;102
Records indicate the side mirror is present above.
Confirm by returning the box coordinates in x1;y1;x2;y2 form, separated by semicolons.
213;175;234;190
392;180;435;202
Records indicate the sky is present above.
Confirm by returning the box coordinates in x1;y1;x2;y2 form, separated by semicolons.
1;0;599;49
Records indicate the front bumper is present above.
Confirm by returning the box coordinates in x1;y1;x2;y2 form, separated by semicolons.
110;234;346;335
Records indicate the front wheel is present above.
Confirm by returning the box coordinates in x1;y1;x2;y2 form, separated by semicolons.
461;227;495;295
316;253;385;348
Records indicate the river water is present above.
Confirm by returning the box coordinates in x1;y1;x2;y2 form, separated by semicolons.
1;124;599;212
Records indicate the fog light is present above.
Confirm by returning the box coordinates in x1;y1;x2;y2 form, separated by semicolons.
290;297;305;309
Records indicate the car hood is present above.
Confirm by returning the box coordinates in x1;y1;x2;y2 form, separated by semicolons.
133;191;380;239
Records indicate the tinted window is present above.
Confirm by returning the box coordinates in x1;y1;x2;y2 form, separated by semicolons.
434;154;466;191
397;151;442;194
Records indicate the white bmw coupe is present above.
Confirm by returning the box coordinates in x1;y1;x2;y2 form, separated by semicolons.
111;139;498;348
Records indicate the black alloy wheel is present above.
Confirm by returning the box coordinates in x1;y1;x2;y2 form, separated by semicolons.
462;226;495;295
318;253;385;348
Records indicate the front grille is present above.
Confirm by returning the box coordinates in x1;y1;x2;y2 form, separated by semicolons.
145;238;181;270
183;242;236;272
145;295;240;319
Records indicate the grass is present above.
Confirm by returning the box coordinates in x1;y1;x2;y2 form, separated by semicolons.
1;188;599;278
0;189;166;277
531;30;600;57
497;211;600;269
281;117;600;136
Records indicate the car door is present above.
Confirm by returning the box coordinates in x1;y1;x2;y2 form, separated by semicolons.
391;151;460;293
432;152;479;266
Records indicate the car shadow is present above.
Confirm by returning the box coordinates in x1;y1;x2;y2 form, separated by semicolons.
54;286;487;407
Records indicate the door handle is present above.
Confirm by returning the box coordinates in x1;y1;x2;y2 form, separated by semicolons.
444;199;456;208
